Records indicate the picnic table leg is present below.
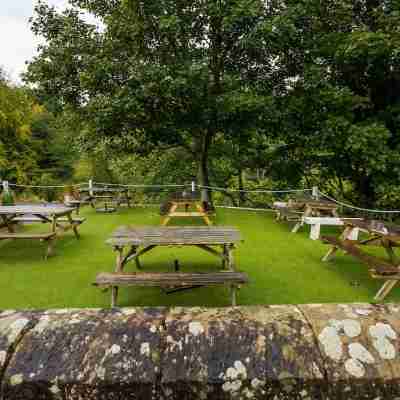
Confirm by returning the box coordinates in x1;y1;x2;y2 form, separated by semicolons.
1;215;15;233
222;245;228;269
115;246;124;272
111;287;118;308
291;219;303;233
227;244;235;271
292;207;311;233
112;245;125;308
322;226;354;262
322;246;338;262
44;236;55;260
347;228;359;241
67;213;80;239
382;240;399;264
196;203;212;225
231;285;237;306
51;215;57;234
162;203;178;226
332;209;339;218
374;280;399;302
132;246;142;270
310;223;321;240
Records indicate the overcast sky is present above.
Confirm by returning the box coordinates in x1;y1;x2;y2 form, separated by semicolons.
0;1;71;83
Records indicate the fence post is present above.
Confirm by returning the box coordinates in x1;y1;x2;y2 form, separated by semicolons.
312;186;319;200
89;179;94;196
2;180;9;193
191;181;196;192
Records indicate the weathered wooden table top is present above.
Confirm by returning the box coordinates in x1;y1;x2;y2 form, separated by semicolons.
343;219;400;242
107;226;242;246
168;192;201;202
0;205;74;216
290;199;338;209
80;187;127;193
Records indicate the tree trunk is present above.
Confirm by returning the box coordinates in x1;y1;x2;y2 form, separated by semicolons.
195;133;213;204
354;174;375;208
238;168;246;206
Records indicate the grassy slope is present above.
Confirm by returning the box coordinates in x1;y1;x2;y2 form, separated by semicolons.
0;206;398;309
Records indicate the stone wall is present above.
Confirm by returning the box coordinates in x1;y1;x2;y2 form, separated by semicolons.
1;304;400;399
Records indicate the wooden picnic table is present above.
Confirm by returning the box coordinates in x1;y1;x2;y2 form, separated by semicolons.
322;219;400;301
161;191;212;225
0;205;84;258
275;198;339;234
79;187;131;210
63;198;90;215
95;226;247;306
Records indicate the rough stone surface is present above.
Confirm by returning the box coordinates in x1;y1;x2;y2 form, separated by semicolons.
3;308;166;400
299;303;400;399
0;305;400;399
162;306;325;399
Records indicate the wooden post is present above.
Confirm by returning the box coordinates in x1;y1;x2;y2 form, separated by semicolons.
89;179;94;197
312;186;319;200
2;180;9;194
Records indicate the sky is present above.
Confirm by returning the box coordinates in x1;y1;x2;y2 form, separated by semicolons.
0;0;73;83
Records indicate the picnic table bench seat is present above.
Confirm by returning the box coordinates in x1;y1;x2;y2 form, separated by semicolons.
0;205;84;259
0;232;56;259
322;219;400;301
94;271;249;307
0;232;56;240
321;236;399;274
12;216;86;224
273;202;302;221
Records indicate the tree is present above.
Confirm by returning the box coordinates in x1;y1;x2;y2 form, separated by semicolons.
26;0;282;201
0;78;40;183
264;0;400;208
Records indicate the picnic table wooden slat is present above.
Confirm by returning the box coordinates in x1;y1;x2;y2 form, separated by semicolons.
0;232;55;240
0;205;74;216
0;204;83;258
342;219;400;242
94;271;249;287
99;225;243;306
94;271;248;306
107;226;241;246
322;219;400;300
322;236;399;274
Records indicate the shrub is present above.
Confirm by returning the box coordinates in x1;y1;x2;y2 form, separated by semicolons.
1;190;15;205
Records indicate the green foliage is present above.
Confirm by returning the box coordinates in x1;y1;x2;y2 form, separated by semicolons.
266;0;400;208
73;158;95;182
0;80;39;183
1;190;15;206
33;173;60;202
24;0;400;210
26;0;278;198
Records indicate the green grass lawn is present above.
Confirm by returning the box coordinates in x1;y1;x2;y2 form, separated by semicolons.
1;206;399;309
